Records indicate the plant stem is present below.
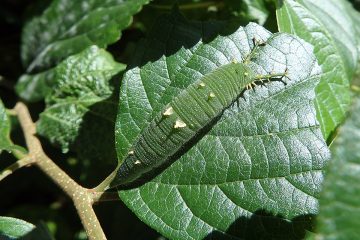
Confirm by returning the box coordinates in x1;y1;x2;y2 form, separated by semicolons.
89;190;120;203
0;157;35;182
10;148;28;160
92;167;118;192
13;102;107;240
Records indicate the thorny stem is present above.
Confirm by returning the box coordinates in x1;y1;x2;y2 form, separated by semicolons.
11;102;120;240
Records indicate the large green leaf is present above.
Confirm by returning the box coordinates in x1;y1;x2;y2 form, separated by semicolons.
276;0;359;140
315;95;360;239
37;46;125;156
16;0;149;102
115;13;330;239
0;216;53;240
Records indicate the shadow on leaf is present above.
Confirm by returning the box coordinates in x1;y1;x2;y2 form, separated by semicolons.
204;209;315;240
126;10;245;71
70;74;122;187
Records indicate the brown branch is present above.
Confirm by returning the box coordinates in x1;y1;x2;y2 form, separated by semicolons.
13;102;108;240
0;156;35;182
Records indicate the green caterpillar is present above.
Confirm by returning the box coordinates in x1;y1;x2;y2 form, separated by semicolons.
115;54;287;185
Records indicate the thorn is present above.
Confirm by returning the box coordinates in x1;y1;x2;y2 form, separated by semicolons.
163;107;174;116
252;36;266;46
244;72;249;77
252;37;257;46
231;58;238;64
174;119;187;129
128;150;134;155
134;160;141;165
259;42;266;47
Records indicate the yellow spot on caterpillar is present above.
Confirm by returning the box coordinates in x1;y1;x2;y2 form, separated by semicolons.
134;160;141;165
128;150;134;155
174;119;187;129
207;92;216;101
198;82;206;88
163;107;174;116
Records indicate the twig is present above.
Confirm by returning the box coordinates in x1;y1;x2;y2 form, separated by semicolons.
13;102;108;240
10;147;28;160
92;167;118;192
0;157;35;182
89;190;120;204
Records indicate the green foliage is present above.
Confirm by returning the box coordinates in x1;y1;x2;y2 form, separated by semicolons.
37;46;125;153
315;95;360;239
0;100;25;155
115;13;330;239
0;216;52;240
0;100;13;154
276;0;359;140
229;0;269;24
16;0;149;102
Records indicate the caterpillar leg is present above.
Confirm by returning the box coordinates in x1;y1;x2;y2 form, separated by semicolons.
245;82;257;90
254;67;288;84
